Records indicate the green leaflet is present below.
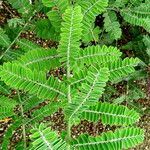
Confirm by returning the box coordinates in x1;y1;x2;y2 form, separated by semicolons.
42;0;55;7
111;0;129;8
23;95;44;112
82;26;101;43
68;68;88;88
8;18;25;28
2;48;27;62
42;0;68;13
0;81;10;94
129;0;144;6
47;10;62;32
143;35;150;63
143;35;150;49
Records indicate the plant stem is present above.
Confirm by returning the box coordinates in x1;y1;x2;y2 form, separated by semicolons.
21;106;27;149
67;56;71;150
67;1;74;148
17;91;27;149
67;85;71;103
67;74;72;149
0;11;35;60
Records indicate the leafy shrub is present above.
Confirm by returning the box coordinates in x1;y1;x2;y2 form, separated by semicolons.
0;0;149;149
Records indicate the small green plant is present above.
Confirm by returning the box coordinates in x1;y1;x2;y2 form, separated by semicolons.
1;0;149;149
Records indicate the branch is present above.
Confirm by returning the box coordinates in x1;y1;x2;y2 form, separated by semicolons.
0;11;36;60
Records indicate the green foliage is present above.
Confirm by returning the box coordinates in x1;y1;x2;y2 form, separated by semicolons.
42;0;68;12
79;0;108;42
143;35;150;63
7;0;33;17
30;101;65;123
1;118;22;150
2;48;25;61
0;28;11;48
71;127;144;150
58;5;83;69
35;19;60;41
16;39;40;52
65;67;109;123
81;102;140;125
103;11;122;40
30;123;67;150
45;0;69;32
105;58;140;82
113;87;146;104
121;2;150;32
47;10;62;32
83;26;101;43
0;96;17;120
143;35;150;49
23;95;43;112
8;18;25;28
111;0;129;8
42;0;55;7
16;48;60;71
0;81;10;94
0;0;147;149
77;45;122;66
0;63;66;100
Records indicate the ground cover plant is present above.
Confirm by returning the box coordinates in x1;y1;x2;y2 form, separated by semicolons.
0;0;150;149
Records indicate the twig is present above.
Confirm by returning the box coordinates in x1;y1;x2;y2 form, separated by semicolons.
0;11;35;60
17;91;27;149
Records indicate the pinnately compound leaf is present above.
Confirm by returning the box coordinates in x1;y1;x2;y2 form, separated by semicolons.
81;102;140;126
71;127;144;150
65;67;109;122
16;48;60;71
58;5;83;69
0;63;66;100
30;123;67;150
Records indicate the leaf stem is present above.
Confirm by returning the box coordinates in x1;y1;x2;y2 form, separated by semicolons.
67;69;71;150
67;45;71;150
66;2;74;149
17;91;27;149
